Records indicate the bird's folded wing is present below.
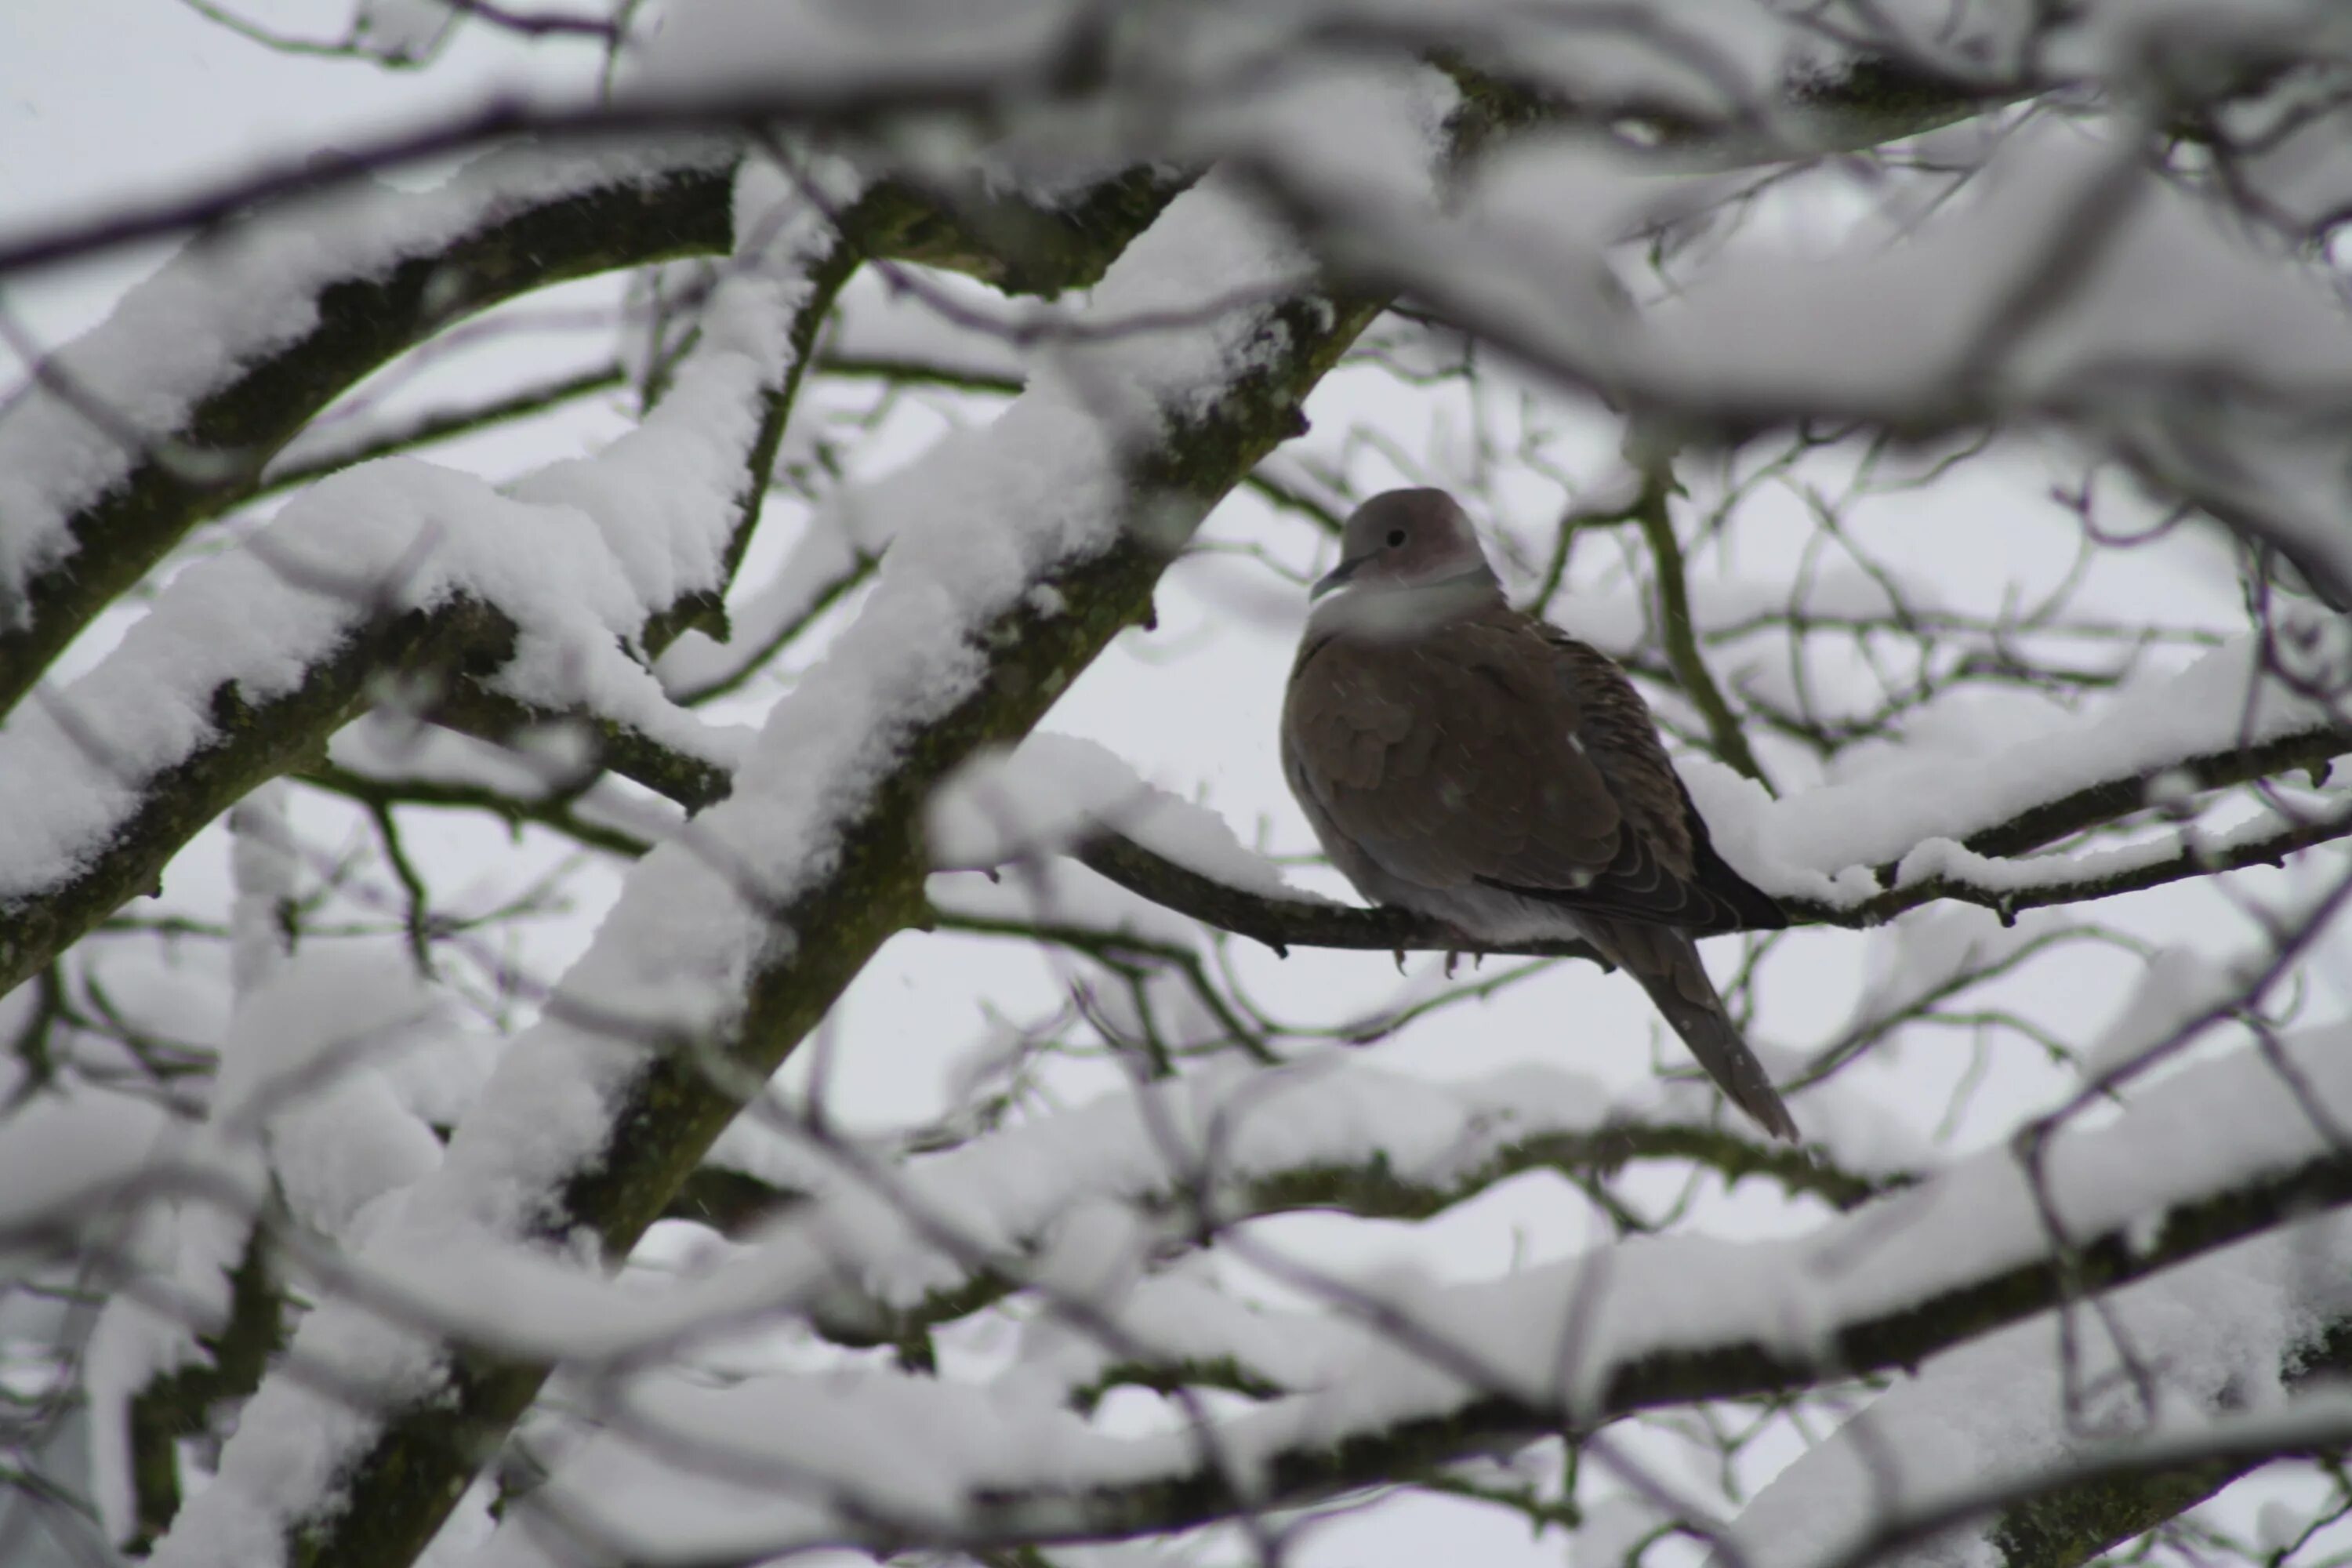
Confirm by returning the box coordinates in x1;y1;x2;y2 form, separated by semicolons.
1286;620;1776;933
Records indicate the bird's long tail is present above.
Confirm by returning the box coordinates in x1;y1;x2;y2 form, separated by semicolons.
1588;916;1798;1142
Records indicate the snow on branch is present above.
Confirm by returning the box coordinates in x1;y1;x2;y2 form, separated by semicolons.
1715;624;2352;880
1076;622;2352;939
1729;1217;2352;1568
88;788;459;1547
0;454;733;1004
350;1053;1893;1370
492;627;2352;953
0;0;2009;286
0;141;736;724
1212;69;2352;594
459;1012;2352;1564
0;154;1090;1003
141;90;1453;1568
0;137;1201;735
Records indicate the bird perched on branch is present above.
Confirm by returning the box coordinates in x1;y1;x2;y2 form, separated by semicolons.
1279;488;1797;1140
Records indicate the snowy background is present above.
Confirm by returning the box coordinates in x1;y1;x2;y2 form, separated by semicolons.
5;3;2352;1568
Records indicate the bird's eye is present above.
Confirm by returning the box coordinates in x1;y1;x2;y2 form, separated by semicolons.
1386;529;1406;547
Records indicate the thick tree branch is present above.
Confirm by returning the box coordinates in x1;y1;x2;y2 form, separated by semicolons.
0;158;1192;730
0;160;734;724
502;1046;2352;1558
1815;1322;2352;1568
147;181;1405;1568
0;169;1200;1005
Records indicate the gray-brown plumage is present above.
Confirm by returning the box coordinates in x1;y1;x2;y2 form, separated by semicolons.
1280;488;1798;1141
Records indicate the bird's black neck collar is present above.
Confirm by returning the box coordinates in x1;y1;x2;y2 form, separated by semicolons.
1304;568;1504;644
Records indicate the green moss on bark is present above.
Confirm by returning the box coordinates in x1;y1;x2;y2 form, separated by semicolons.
122;1238;285;1555
0;601;516;1000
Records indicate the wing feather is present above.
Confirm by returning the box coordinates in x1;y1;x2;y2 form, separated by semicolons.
1283;609;1784;934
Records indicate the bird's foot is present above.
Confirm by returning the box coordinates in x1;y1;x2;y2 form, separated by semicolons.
1392;947;1407;975
1439;930;1487;979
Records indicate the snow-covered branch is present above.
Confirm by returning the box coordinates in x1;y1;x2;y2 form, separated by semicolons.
140;118;1439;1567
684;1055;1896;1354
465;1013;2352;1564
0;143;735;724
429;633;2352;953
0;151;1218;1006
0;147;1196;737
1730;1248;2352;1568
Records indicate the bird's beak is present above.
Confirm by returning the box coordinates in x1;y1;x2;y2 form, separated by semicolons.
1310;556;1367;601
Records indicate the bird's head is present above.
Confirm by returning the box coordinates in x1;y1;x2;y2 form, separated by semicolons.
1309;489;1501;630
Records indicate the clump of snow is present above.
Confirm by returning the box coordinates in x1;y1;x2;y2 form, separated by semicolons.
220;947;452;1240
1024;1195;1152;1326
1728;621;2351;901
1029;169;1317;431
629;0;1086;105
1679;757;1879;907
1724;1218;2339;1568
0;1086;172;1265
927;732;1314;902
2144;766;2200;811
510;155;861;617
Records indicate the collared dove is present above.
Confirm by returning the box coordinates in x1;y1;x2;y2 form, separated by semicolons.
1280;488;1798;1140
